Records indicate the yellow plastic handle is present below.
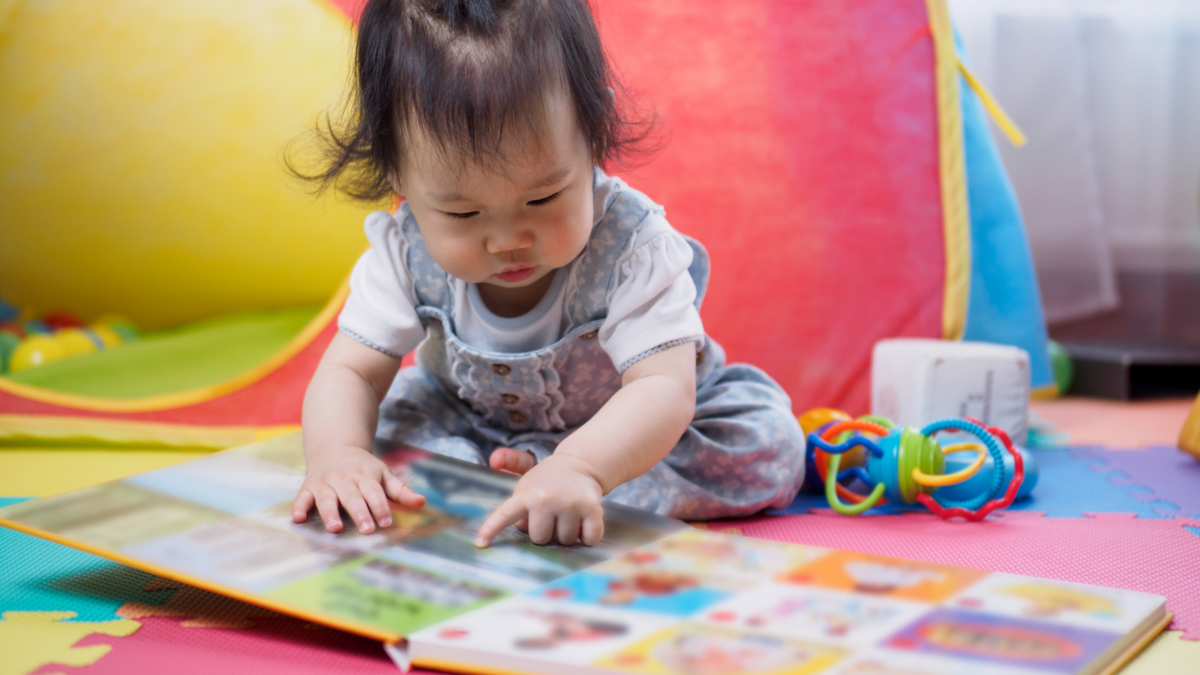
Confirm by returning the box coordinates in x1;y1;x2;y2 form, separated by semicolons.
912;443;986;487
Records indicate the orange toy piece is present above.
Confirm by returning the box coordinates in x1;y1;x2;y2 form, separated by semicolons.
1180;392;1200;460
798;408;852;435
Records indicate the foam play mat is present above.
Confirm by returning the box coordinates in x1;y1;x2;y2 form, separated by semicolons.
777;446;1196;520
3;439;1200;674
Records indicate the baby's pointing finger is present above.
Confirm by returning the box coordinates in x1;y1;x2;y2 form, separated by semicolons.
475;499;528;548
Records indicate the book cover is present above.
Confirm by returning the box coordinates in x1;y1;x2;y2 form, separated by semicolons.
0;433;1168;674
410;529;1169;675
0;432;687;642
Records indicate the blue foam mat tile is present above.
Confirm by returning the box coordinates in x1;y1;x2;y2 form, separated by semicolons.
0;497;175;620
1072;445;1200;518
772;447;1180;518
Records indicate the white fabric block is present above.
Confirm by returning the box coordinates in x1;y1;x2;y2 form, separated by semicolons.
871;339;1031;445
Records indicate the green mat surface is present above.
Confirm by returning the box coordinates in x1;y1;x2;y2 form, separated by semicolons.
2;307;319;399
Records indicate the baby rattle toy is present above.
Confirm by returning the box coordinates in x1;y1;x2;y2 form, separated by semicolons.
799;408;1032;521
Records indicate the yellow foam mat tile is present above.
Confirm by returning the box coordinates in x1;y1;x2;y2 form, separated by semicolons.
0;611;139;675
0;446;211;497
1122;631;1200;674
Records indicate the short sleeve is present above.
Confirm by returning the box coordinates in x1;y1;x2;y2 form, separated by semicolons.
599;217;705;372
336;210;425;358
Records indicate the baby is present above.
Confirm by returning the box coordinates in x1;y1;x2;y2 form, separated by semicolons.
292;0;805;548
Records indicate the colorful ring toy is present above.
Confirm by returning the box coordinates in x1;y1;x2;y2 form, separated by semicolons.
804;412;1025;521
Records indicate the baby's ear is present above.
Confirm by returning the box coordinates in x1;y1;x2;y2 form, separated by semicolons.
386;171;404;197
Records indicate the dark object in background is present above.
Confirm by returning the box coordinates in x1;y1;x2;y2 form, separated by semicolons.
1062;341;1200;400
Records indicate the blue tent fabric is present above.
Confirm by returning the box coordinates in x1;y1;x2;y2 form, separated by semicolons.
956;36;1055;392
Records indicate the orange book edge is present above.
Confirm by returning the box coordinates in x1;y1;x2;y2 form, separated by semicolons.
404;612;1175;675
1094;611;1173;675
0;516;405;645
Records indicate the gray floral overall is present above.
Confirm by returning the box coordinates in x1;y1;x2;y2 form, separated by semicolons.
376;181;805;520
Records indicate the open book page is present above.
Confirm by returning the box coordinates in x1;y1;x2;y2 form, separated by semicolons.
409;528;1168;675
0;432;687;642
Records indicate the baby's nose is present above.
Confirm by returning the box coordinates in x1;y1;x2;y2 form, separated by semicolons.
487;229;534;254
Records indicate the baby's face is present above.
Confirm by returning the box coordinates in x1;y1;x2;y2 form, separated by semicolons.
396;92;595;291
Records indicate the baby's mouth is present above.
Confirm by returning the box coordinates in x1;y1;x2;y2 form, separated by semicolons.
495;265;536;283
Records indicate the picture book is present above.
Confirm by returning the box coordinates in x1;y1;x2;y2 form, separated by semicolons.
0;433;1169;675
412;529;1168;675
0;433;687;641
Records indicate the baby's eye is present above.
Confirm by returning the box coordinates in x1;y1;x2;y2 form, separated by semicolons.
527;191;561;206
444;210;480;219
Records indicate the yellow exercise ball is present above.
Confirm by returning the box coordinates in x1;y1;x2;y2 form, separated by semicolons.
55;328;100;357
9;335;68;372
0;0;376;330
88;325;125;349
92;314;133;329
92;314;141;342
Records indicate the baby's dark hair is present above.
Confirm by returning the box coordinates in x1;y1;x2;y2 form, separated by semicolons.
296;0;654;202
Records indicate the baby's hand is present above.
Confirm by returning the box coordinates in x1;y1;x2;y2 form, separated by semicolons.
292;446;425;534
475;454;604;548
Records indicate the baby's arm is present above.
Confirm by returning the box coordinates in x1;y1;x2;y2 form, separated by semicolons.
292;333;425;534
475;341;697;547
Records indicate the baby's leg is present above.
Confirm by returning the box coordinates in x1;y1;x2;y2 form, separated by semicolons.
605;363;806;521
377;366;491;465
380;367;546;477
489;447;537;475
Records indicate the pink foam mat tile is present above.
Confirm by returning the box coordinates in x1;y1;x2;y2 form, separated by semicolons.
1030;398;1194;448
708;510;1200;639
30;616;400;675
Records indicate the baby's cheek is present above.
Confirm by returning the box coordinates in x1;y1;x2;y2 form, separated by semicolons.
432;237;488;281
545;217;591;264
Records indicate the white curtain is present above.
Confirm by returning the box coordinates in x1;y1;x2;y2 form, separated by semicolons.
950;0;1200;325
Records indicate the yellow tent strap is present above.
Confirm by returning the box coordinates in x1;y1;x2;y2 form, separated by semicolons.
957;58;1027;147
925;0;969;342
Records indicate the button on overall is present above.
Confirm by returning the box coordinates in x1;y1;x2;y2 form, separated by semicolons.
492;364;511;376
500;393;520;405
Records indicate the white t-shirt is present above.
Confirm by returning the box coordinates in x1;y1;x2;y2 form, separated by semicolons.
337;171;705;372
